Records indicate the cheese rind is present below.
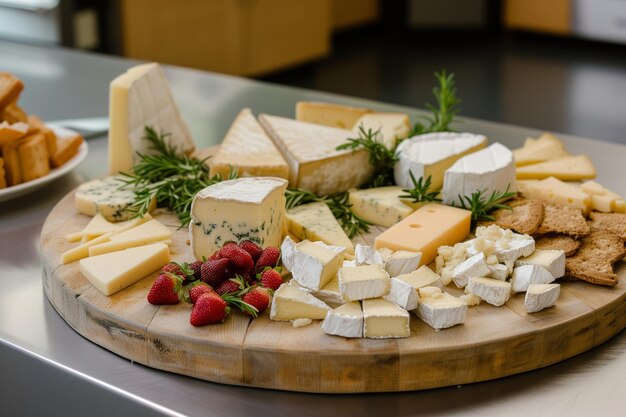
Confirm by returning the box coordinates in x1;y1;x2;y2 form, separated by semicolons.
355;244;385;267
352;112;410;149
510;264;555;293
338;265;390;302
384;250;422;277
289;240;345;291
295;101;371;129
515;249;565;279
270;283;331;321
79;243;170;296
189;177;287;259
416;290;467;330
384;266;441;310
452;253;490;288
286;202;354;254
466;277;511;307
362;298;410;339
524;283;560;313
321;301;363;338
348;186;417;228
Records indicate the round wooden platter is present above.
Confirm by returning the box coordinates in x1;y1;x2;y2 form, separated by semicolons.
40;190;626;393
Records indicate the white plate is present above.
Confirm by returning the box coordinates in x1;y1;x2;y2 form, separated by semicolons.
0;126;88;203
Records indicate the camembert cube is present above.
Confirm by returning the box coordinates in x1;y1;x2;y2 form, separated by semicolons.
321;301;363;338
416;287;468;330
515;249;565;279
384;266;442;310
189;177;288;259
466;277;511;307
524;283;560;313
270;283;331;321
338;265;390;302
348;186;418;228
362;298;410;339
289;240;345;291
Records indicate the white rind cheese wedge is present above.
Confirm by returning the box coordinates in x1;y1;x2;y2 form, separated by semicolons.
79;242;170;296
442;142;517;205
189;177;288;259
355;244;385;267
209;108;289;180
416;287;467;330
75;176;156;222
348;186;418;228
338;265;390;302
384;250;422;277
452;253;490;288
259;114;373;195
352;112;410;149
384;266;440;310
515;249;565;279
289;240;345;291
362;298;410;339
108;63;194;174
322;301;364;338
394;132;487;190
510;264;555;293
286;201;354;254
524;283;560;313
280;236;298;271
309;278;344;307
488;264;510;281
295;101;371;129
88;219;172;256
516;155;596;181
466;277;511;307
270;283;331;321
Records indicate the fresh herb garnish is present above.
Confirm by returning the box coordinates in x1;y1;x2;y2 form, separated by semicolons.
119;126;236;227
408;70;461;137
399;172;441;203
285;188;371;238
454;185;516;224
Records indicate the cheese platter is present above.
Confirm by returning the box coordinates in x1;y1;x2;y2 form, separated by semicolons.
38;64;626;393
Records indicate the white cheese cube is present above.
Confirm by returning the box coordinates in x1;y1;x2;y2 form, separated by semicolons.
416;292;467;330
510;264;555;293
488;264;510;281
291;318;313;328
385;250;422;277
467;277;512;307
321;301;363;338
494;234;535;263
355;244;385;267
384;266;442;310
515;249;565;279
290;240;345;291
338;265;390;302
280;236;298;271
452;253;490;288
524;284;561;313
459;293;481;306
308;278;344;308
270;284;331;321
362;299;410;339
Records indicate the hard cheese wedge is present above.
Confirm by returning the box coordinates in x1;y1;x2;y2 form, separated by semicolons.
209;108;289;180
394;132;487;190
518;177;590;213
286;201;354;254
362;298;410;339
259;114;373;195
79;243;170;296
108;63;195;174
516;155;596;180
88;219;172;256
512;133;568;166
352;112;410;149
270;283;331;321
295;101;371;129
580;181;626;213
321;301;363;338
66;213;123;242
375;203;471;267
348;186;418;228
189;177;288;259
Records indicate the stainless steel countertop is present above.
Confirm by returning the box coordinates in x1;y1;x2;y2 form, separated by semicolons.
2;41;626;417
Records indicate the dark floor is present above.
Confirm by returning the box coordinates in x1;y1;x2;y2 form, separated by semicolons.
261;27;626;145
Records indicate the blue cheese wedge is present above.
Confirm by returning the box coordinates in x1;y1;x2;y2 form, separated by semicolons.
322;301;364;338
189;177;288;259
510;264;555;293
466;277;511;307
416;287;468;330
524;283;560;313
289;240;345;291
348;186;418;227
362;298;410;339
286;201;354;254
270;283;331;321
338;265;390;302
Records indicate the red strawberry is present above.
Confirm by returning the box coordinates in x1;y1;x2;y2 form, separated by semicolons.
186;281;216;304
241;286;271;316
209;251;221;260
259;268;283;291
255;247;280;273
148;273;184;305
219;244;254;275
215;277;245;295
188;260;203;280
190;293;230;326
239;240;263;262
200;258;230;287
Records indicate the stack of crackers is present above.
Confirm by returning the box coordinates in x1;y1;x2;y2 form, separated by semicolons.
0;73;84;189
484;198;626;286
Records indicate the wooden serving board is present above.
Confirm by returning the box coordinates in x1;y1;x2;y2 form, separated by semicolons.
40;190;626;393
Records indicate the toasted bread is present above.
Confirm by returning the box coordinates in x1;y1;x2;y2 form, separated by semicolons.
565;230;625;286
0;73;24;112
18;133;50;181
535;234;581;256
537;203;590;237
588;212;626;241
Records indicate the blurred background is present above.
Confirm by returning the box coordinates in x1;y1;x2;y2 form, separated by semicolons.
0;0;625;143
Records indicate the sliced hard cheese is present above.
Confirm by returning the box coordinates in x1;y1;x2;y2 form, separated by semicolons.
189;177;288;259
524;283;560;313
512;133;568;167
108;63;195;174
338;265;390;302
442;143;516;205
518;177;590;213
348;186;418;228
580;181;625;213
362;298;410;339
289;240;344;291
270;283;330;321
516;155;596;180
79;243;170;296
209;108;289;180
394;132;487;190
352;112;410;149
286;201;354;254
259;114;373;195
295;101;371;129
88;219;172;256
375;203;471;267
321;301;363;338
66;213;122;242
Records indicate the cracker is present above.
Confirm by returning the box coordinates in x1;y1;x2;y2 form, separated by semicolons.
480;198;543;235
565;230;625;286
0;73;24;112
537;203;590;237
588;212;626;241
534;234;581;256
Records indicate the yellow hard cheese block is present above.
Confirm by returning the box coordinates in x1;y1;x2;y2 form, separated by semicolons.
518;177;590;214
286;201;354;254
375;203;471;266
513;133;568;167
348;186;418;228
295;101;371;129
581;180;626;213
79;243;170;296
516;155;596;180
88;219;172;256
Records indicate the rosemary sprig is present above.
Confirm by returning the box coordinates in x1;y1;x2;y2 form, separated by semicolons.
408;70;461;137
285;188;371;238
454;185;516;224
399;172;441;203
119;127;236;227
336;126;398;188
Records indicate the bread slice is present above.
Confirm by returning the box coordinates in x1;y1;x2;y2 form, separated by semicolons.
480;198;543;235
588;212;626;241
51;131;83;168
535;234;581;256
0;73;24;112
565;230;625;286
0;157;6;189
0;102;27;123
18;133;50;181
537;203;590;237
2;140;21;185
28;115;57;161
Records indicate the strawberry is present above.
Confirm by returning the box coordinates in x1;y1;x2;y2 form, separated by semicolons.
241;286;271;316
219;244;254;275
188;260;203;280
161;262;193;281
209;251;221;260
190;293;230;326
185;281;216;304
255;246;280;273
200;258;230;287
239;240;263;262
259;268;283;291
215;277;245;295
147;272;184;305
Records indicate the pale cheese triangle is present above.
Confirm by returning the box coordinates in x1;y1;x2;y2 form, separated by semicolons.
352;112;410;150
513;133;568;167
89;219;172;256
67;213;121;242
295;101;371;129
209;108;289;179
286;201;355;254
516;155;596;180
